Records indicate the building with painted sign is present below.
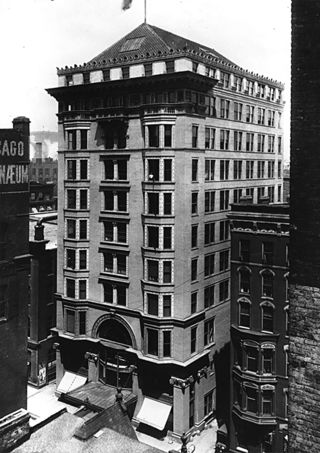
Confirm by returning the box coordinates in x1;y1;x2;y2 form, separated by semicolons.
0;117;31;450
47;23;284;439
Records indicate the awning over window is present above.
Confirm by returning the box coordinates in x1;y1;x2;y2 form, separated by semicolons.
57;371;87;394
136;397;172;431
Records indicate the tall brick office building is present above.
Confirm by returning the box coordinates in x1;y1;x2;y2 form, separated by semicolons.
0;117;30;448
47;23;284;437
290;1;320;452
228;203;289;453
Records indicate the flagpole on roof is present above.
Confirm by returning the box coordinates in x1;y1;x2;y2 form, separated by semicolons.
144;0;147;23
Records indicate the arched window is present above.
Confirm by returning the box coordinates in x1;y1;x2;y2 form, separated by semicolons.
238;297;251;328
261;269;274;297
239;267;251;294
261;302;275;333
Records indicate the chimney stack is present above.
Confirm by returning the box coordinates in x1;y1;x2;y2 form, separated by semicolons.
35;142;42;163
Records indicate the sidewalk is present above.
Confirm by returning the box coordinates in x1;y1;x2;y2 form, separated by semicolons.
135;419;218;453
27;381;77;427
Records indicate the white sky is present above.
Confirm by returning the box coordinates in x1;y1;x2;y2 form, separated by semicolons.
0;0;291;160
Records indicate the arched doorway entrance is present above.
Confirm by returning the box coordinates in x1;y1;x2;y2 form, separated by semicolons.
96;317;135;389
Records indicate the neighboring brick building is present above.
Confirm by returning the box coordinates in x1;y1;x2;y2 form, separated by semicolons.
228;203;289;453
290;1;320;452
30;181;56;212
0;117;31;449
28;219;57;387
47;23;284;438
30;142;58;185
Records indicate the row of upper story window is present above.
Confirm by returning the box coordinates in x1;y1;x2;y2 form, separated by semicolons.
65;122;282;152
238;267;288;301
63;184;282;215
234;339;288;377
65;156;282;189
61;59;282;100
238;239;289;266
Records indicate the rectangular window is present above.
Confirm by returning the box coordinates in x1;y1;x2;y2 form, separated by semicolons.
163;331;171;357
263;242;274;265
164;193;172;215
204;391;213;417
79;220;87;240
220;160;229;180
147;328;159;356
247;347;259;372
268;135;275;153
148;193;159;215
233;160;242;179
67;130;76;150
234;102;243;121
192;125;198;148
148;260;159;282
219;280;229;302
148;159;159;181
278;136;282;154
149;125;159;147
80;160;88;179
191;292;197;314
268;110;275;126
246;133;254;152
163;261;172;283
268;161;275;178
66;279;75;298
220;190;229;210
79;311;86;335
246;105;254;123
268;186;275;202
233;188;242;204
257;161;265;179
263;349;273;374
66;249;76;269
191;326;197;353
79;280;87;299
219;220;229;241
246;387;258;413
117;254;126;275
191;192;198;215
262;391;273;415
66;310;75;333
240;239;250;262
219;250;229;271
257;134;265;152
79;250;87;270
220;99;230;119
117;286;126;306
204;222;215;245
147;226;159;249
257;108;265;125
191;225;198;248
205;191;215;213
164;125;172;147
204;285;215;308
205;160;215;181
164;159;172;181
204;319;214;345
80;189;88;209
118;160;127;180
163;227;172;249
221;72;230;88
204;253;215;277
163;296;172;317
65;219;75;240
192;159;198;182
278;161;282;178
67;190;76;209
205;127;215;149
278;185;282;202
80;130;88;149
67;160;76;180
147;293;159;316
234;131;242;151
104;191;114;210
103;283;113;304
191;258;198;281
220;130;230;150
246;161;254;179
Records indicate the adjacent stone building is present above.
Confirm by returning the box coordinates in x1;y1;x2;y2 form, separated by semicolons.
290;1;320;452
228;202;289;453
47;23;284;438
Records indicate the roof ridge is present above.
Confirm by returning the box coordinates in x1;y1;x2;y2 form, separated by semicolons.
146;23;172;52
